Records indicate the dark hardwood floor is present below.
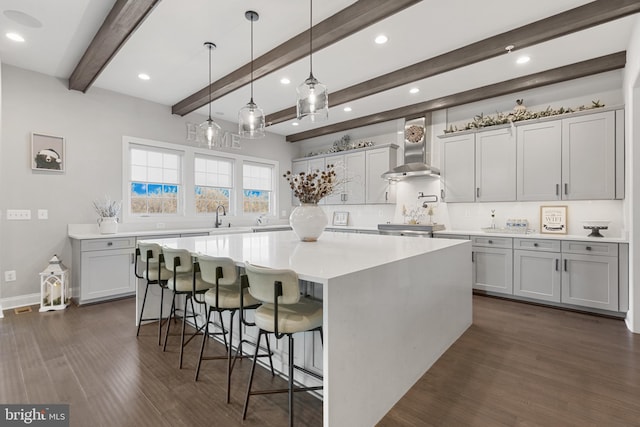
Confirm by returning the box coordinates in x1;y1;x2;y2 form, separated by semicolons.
1;295;639;426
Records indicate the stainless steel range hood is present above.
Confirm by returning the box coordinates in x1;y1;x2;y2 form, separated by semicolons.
382;115;440;180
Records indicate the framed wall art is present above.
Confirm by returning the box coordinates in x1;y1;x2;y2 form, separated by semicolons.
32;133;65;172
332;211;349;226
540;205;568;234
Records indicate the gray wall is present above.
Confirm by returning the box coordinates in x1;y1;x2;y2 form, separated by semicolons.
0;64;296;301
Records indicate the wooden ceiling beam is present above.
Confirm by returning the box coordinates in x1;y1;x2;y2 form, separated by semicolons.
69;0;160;92
285;52;626;142
269;0;640;126
171;0;422;116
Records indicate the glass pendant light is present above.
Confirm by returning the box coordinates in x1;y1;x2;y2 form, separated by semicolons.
200;41;221;148
296;0;328;122
238;11;266;138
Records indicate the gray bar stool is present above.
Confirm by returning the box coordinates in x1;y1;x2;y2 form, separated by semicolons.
134;242;173;345
193;255;274;403
241;262;323;427
162;246;214;369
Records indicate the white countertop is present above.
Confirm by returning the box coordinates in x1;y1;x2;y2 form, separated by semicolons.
139;230;466;283
434;229;628;243
67;224;294;240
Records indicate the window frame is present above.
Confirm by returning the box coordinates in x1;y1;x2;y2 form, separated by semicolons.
242;160;276;216
194;154;234;216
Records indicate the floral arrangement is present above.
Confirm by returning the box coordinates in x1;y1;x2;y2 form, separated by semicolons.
93;196;122;218
283;164;340;204
443;100;605;134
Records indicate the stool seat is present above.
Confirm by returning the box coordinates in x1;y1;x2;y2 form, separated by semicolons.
254;299;322;334
204;286;260;309
166;273;211;292
143;266;173;282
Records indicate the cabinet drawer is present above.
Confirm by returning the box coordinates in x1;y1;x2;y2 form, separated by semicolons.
471;236;512;248
435;234;470;240
514;238;560;252
81;237;136;252
561;241;618;257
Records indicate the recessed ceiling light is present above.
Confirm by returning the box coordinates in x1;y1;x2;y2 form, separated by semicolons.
505;44;515;53
137;73;150;80
292;122;299;126
409;87;420;94
374;35;388;44
343;106;352;112
516;55;530;64
280;77;291;85
6;32;25;42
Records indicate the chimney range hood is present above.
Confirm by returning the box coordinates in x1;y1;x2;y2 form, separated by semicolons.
382;115;440;180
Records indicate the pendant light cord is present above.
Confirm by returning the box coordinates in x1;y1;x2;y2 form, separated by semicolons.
250;16;254;102
207;43;212;120
309;0;313;77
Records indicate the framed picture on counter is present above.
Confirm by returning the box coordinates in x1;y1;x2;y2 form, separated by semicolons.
332;211;349;226
32;132;65;172
540;205;567;234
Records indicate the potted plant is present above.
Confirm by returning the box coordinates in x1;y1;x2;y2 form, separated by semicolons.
93;196;122;234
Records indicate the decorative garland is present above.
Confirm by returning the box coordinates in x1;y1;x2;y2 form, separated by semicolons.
443;100;605;134
305;134;374;157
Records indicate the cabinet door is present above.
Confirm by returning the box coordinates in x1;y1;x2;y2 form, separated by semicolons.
80;248;135;302
365;147;396;204
561;253;618;311
441;134;475;202
344;151;366;204
561;111;615;200
324;155;345;205
291;160;308;206
517;121;562;201
472;247;513;294
514;250;561;302
475;128;516;202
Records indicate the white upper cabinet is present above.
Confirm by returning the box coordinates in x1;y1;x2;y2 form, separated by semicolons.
561;110;616;200
517;120;562;201
365;146;397;204
441;133;475;203
324;151;366;205
475;128;516;202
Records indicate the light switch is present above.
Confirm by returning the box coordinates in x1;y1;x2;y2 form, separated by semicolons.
38;209;48;220
6;210;31;220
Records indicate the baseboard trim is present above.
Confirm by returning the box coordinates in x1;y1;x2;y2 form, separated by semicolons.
0;293;41;315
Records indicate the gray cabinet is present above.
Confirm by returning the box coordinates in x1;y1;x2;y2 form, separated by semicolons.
365;146;397;204
517;121;562;201
513;239;562;302
441;133;475;202
561;241;618;311
561;110;616;200
72;237;136;305
325;151;366;205
475;128;516;202
471;236;513;295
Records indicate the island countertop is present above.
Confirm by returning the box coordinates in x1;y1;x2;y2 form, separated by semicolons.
140;230;467;283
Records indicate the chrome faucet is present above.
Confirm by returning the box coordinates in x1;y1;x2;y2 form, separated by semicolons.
215;204;226;228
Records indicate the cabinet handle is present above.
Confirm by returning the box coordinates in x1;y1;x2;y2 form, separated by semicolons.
107;242;113;246
564;183;568;195
385;191;388;201
441;189;445;200
476;188;480;198
555;259;559;271
563;259;567;272
488;240;493;244
556;184;560;196
533;243;539;247
586;246;592;251
471;252;474;262
131;253;134;264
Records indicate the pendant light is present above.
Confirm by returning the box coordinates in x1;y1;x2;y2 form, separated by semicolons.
238;11;266;138
296;0;328;122
200;41;221;149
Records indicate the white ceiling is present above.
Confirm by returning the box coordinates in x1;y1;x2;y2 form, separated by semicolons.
0;0;636;138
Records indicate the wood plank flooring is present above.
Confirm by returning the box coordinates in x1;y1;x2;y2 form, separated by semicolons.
1;295;639;426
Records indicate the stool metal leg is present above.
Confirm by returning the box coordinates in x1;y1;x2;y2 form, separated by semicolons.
288;335;294;427
158;286;165;346
136;282;151;337
242;329;263;420
163;293;177;351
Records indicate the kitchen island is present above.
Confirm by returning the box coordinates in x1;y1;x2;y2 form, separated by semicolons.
140;230;472;426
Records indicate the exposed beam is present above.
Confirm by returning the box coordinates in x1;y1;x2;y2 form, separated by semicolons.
285;52;626;142
171;0;421;116
269;0;640;126
69;0;160;92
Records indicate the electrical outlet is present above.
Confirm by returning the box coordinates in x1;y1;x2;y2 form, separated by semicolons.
156;222;165;229
6;209;31;220
38;209;48;220
4;270;16;282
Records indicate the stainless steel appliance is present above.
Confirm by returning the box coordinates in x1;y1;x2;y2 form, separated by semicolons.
377;223;445;237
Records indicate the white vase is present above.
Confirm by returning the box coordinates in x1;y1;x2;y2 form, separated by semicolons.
98;217;118;234
289;203;328;242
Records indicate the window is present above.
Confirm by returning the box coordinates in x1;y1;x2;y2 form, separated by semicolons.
129;146;181;215
243;162;273;214
194;156;233;214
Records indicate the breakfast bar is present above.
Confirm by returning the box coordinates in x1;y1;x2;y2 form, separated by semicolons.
140;230;472;426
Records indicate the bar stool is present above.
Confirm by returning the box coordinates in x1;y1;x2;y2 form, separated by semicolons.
193;255;274;403
134;242;173;345
241;262;323;427
162;246;213;368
